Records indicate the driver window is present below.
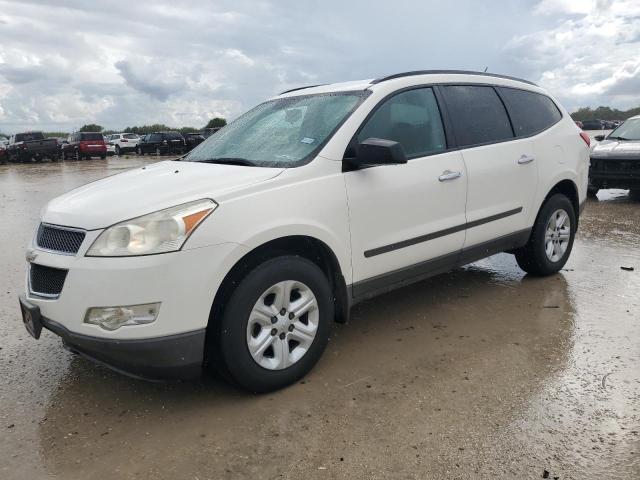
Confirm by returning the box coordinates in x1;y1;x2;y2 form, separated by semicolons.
358;87;446;158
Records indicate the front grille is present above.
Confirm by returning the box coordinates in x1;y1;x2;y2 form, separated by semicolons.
591;158;640;173
36;223;86;255
30;264;68;297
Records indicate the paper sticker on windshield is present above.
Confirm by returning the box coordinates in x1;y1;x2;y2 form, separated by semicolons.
301;137;315;144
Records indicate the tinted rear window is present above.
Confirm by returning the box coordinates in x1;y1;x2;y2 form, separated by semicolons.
123;133;138;139
498;88;562;137
441;85;513;147
15;132;45;142
80;133;103;141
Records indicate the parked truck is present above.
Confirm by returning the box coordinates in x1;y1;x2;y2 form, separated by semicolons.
7;132;60;163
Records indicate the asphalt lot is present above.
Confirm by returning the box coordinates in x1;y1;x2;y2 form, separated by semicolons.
1;154;639;479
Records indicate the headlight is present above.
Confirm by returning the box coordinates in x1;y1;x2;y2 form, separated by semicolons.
86;199;216;257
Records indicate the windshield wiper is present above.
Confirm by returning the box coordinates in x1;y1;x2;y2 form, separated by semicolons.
194;157;257;167
607;136;631;141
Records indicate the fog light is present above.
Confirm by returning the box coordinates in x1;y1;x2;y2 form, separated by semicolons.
84;303;160;331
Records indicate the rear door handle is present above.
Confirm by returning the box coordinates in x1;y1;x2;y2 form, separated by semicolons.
518;154;535;165
438;170;462;182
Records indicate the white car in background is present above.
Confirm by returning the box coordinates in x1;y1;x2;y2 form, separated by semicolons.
106;133;140;155
20;70;589;392
106;143;116;156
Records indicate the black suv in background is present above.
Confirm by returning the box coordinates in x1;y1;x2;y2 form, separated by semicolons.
136;132;185;155
581;119;604;130
183;132;205;152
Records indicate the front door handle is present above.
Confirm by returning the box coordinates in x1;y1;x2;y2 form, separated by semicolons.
438;170;462;182
518;154;535;165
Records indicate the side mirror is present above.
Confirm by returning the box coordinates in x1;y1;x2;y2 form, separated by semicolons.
594;135;605;142
348;138;407;169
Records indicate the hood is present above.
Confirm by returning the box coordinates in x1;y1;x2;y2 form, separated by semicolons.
591;139;640;158
42;160;284;230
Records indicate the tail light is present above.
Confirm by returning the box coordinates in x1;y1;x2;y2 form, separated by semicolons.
579;132;590;146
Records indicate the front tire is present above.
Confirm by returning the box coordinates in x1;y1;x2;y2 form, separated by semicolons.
515;194;576;276
213;256;334;392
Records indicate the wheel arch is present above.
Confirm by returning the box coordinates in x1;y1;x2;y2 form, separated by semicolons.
208;235;350;337
544;178;579;226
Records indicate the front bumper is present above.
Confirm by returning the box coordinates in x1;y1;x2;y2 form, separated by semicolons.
20;294;205;379
45;315;206;380
589;157;640;188
23;240;248;379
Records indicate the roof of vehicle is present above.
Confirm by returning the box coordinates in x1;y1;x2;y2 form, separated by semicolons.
278;70;540;98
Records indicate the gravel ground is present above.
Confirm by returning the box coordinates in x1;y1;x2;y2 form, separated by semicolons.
0;155;638;479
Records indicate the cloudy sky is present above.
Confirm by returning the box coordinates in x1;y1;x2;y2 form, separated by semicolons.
0;0;638;133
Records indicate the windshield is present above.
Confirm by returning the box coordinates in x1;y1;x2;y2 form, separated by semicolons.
184;92;368;167
608;118;640;141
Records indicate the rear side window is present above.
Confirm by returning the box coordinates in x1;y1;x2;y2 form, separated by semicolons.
358;87;446;158
440;85;513;147
498;88;562;136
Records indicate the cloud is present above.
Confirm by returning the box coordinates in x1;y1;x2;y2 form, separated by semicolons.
0;0;638;133
504;0;640;110
114;60;186;101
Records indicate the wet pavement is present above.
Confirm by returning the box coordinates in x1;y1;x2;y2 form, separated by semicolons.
1;157;639;479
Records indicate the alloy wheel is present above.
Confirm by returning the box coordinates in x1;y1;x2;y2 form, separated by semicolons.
246;280;319;370
544;208;571;262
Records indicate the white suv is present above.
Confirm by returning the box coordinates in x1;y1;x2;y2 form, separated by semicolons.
20;71;589;391
106;133;140;155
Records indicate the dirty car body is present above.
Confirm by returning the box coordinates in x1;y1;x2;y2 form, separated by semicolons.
20;71;589;391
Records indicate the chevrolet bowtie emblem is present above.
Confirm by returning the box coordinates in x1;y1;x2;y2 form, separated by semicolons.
25;249;38;263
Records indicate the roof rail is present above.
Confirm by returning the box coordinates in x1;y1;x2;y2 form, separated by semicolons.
279;84;327;95
370;70;537;86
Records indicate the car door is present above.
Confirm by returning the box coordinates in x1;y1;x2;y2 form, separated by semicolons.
147;133;161;153
344;87;468;294
439;85;537;248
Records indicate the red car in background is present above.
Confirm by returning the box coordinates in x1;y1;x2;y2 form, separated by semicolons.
61;132;107;160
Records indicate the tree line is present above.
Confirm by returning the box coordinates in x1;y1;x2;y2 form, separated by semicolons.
0;118;227;139
570;106;640;122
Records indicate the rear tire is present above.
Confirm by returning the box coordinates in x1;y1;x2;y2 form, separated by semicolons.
212;256;334;393
514;194;576;276
115;145;120;156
